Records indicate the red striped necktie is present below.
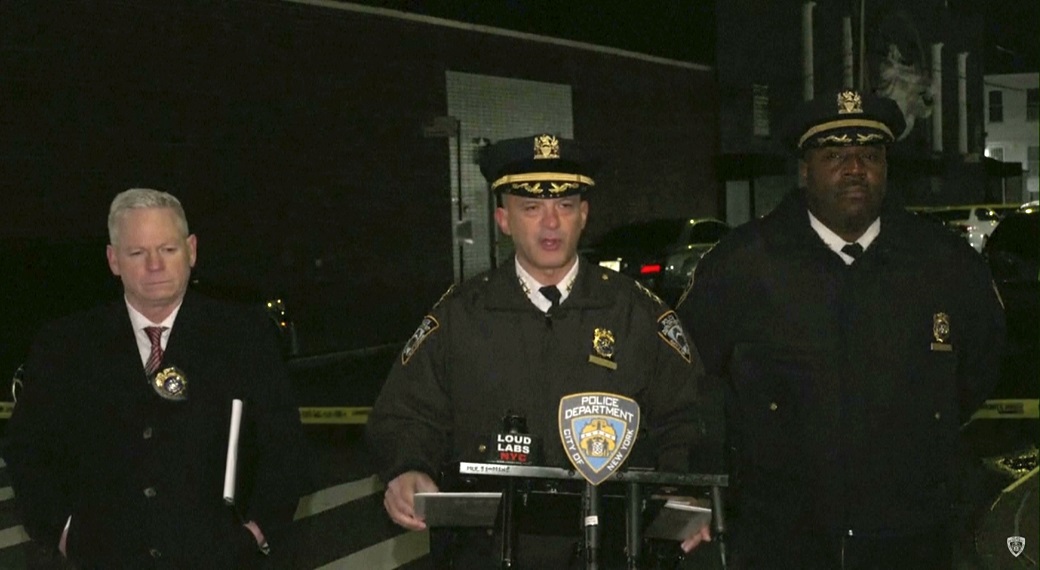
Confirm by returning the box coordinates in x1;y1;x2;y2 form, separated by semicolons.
144;326;167;376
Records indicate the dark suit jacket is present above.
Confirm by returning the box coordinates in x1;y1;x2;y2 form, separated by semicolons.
4;290;309;569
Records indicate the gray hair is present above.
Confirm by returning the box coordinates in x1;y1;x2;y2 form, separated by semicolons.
108;188;190;245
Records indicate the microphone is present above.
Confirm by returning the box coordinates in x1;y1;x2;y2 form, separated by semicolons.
481;411;544;466
483;411;542;567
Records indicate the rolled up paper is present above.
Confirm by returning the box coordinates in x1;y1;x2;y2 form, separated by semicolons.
223;399;244;505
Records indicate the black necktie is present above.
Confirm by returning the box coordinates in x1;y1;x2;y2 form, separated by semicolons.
841;243;864;260
539;285;562;310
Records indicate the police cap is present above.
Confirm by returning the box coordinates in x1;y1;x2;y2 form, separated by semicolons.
480;134;595;198
790;90;906;152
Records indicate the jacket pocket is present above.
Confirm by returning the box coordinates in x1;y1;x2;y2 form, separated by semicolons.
728;343;817;475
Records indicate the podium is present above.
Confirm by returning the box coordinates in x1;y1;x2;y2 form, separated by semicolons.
431;462;729;569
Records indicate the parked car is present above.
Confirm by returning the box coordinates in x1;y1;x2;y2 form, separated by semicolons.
982;209;1038;398
906;207;948;228
925;204;1020;252
580;218;730;305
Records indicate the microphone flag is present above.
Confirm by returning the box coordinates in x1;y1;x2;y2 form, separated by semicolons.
558;392;640;486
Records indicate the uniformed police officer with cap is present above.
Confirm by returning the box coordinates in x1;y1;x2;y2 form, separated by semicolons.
676;91;1006;568
368;134;712;567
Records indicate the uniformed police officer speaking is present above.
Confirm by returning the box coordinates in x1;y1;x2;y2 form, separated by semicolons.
677;91;1006;569
367;134;712;567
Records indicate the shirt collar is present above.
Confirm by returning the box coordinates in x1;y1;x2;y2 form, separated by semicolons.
515;257;580;312
126;298;182;336
808;211;881;264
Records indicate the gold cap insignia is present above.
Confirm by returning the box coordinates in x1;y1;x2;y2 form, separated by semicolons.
532;134;560;160
837;90;864;114
152;366;188;401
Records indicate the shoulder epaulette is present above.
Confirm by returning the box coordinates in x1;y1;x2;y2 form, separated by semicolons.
632;280;665;307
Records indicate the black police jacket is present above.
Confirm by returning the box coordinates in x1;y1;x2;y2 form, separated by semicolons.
677;190;1005;539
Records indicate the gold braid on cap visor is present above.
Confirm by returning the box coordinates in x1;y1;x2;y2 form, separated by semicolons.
491;172;596;192
798;118;894;148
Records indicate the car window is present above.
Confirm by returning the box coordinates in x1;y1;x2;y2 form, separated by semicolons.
993;206;1020;219
594;219;687;249
976;208;1001;222
687;221;729;244
930;209;971;223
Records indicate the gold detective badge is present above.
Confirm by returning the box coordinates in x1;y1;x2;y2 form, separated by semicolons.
930;312;953;352
588;328;617;370
153;366;188;401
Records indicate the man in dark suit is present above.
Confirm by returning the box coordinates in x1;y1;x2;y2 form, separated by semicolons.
4;188;308;568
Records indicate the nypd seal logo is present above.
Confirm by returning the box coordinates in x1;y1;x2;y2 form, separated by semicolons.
657;311;692;363
558;392;640;486
401;315;439;365
1007;535;1025;557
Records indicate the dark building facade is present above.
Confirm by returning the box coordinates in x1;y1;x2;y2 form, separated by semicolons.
715;0;998;220
0;1;718;358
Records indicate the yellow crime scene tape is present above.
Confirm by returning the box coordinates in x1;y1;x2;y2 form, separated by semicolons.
298;406;372;425
0;402;373;424
4;400;1035;424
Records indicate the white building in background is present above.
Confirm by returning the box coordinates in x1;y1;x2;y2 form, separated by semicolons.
984;72;1039;202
